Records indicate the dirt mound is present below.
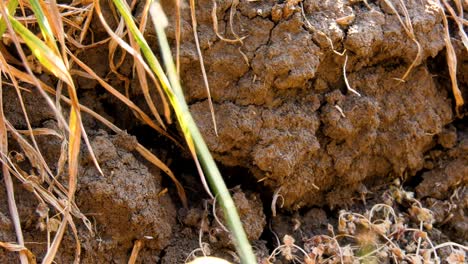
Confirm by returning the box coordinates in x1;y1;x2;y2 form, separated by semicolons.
0;126;176;262
178;0;457;209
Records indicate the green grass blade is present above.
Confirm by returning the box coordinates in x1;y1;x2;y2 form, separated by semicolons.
110;0;174;98
149;2;257;263
8;15;73;86
28;0;59;54
110;0;256;261
0;0;18;36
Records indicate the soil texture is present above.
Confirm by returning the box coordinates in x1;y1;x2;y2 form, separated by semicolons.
0;0;467;263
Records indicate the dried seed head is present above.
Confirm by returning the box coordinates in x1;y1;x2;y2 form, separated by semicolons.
338;217;347;233
36;219;46;232
36;203;49;219
356;229;378;248
390;246;405;260
47;218;61;233
447;249;465;264
408;206;435;230
414;230;428;240
347;221;356;235
304;255;316;264
283;234;295;247
371;222;389;235
336;14;356;26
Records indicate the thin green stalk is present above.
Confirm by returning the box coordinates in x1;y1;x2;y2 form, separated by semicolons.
109;0;256;261
149;2;256;263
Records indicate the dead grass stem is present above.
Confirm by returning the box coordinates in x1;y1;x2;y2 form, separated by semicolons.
189;0;218;135
438;0;465;116
382;0;422;81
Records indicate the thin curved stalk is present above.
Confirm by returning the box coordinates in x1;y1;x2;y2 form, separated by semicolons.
149;2;256;263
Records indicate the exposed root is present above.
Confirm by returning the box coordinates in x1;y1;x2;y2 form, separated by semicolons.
271;187;284;217
437;0;464;116
211;0;246;43
228;0;243;42
212;196;229;232
334;105;346;118
189;0;218;135
343;54;361;97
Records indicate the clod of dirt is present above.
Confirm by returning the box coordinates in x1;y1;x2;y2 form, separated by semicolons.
252;13;322;90
213;188;266;247
437;125;458;149
175;0;455;210
416;134;467;200
192;64;452;210
160;226;201;264
416;131;468;241
163;190;267;263
76;130;176;260
271;208;330;245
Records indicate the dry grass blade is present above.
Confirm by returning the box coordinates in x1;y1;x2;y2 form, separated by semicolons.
442;0;467;50
0;241;36;264
0;12;58;263
107;17;131;100
66;34;110;50
41;214;68;264
5;2;88;261
128;239;144;264
0;3;71;186
28;0;60;55
95;1;170;128
17;128;63;138
68;52;181;146
0;82;29;264
136;144;188;208
0;53;68;132
129;13;168;127
0;56;54;182
8;15;73;86
0;148;92;232
189;0;218;135
4;116;83;264
8;64;188;207
6;120;62;194
437;0;464;116
78;3;94;44
138;0;172;124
